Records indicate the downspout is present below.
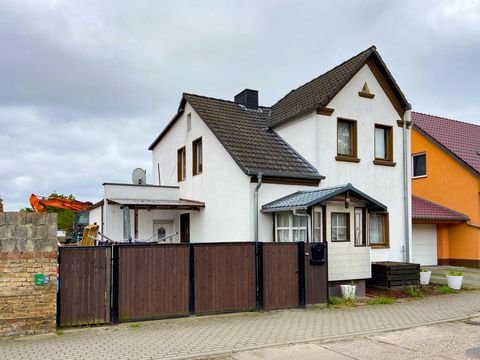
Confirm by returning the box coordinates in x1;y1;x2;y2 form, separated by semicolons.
254;173;263;310
254;173;263;243
402;110;411;262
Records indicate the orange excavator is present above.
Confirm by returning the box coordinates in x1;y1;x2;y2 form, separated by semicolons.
29;194;92;213
30;194;93;243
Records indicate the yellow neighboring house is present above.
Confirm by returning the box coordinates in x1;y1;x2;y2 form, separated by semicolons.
411;112;480;267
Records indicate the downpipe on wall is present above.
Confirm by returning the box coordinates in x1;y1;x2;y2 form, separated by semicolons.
403;110;411;262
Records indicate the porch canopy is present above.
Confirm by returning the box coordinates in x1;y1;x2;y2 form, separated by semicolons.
107;198;205;210
261;183;387;212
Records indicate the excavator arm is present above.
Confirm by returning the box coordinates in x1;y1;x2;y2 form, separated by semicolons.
29;194;92;213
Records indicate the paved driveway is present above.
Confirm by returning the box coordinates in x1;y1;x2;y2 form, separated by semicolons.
426;266;480;289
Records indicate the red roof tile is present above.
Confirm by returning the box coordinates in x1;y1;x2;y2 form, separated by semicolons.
412;112;480;175
412;195;469;222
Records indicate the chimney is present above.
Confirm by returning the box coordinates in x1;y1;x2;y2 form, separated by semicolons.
234;89;258;110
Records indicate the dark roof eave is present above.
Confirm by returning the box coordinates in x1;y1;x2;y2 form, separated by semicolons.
247;170;325;181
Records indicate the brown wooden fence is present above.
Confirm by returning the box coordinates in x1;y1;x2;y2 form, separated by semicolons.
58;242;327;327
58;246;111;327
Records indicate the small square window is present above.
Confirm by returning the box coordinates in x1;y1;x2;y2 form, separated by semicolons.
412;153;426;178
193;138;202;175
331;212;350;242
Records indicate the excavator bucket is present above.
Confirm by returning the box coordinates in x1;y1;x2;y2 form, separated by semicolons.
80;224;99;246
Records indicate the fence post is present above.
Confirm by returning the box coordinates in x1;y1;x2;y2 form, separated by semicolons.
255;242;263;310
189;244;195;315
111;244;119;323
298;241;306;307
56;247;61;326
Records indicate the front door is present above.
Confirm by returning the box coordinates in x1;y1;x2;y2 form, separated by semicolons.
180;213;190;243
153;221;174;242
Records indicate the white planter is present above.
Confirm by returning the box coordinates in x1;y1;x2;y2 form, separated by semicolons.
420;271;431;285
446;275;463;290
340;284;356;300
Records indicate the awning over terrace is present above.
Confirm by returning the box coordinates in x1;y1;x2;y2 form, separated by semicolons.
107;198;205;210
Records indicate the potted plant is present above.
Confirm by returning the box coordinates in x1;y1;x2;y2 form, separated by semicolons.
340;281;356;300
446;270;464;290
419;268;432;285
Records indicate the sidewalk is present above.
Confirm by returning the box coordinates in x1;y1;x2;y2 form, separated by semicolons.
1;291;480;360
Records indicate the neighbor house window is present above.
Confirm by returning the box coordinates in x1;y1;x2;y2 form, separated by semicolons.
192;137;203;175
177;147;186;181
337;119;358;161
275;212;307;242
374;125;393;162
331;213;349;242
412;153;426;178
369;213;389;247
312;207;323;242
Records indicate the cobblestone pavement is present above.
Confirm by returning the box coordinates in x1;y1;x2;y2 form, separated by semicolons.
1;291;480;360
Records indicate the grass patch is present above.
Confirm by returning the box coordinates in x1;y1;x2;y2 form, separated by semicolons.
367;296;395;305
55;330;64;336
437;286;458;294
328;296;357;307
129;323;142;329
405;286;424;298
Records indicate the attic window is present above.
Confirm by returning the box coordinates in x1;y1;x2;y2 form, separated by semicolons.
358;82;375;99
187;113;192;132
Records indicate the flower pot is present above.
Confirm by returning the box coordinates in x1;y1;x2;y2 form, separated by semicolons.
419;271;431;285
340;284;356;300
446;275;463;290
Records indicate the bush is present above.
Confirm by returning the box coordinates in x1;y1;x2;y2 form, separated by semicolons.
438;286;458;294
406;286;423;298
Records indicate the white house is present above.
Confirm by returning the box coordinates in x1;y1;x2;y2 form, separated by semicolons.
90;46;413;295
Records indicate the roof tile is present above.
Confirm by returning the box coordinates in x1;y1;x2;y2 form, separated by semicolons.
412;112;480;175
412;195;468;222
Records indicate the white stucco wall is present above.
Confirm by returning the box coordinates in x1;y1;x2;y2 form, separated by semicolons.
88;206;102;229
274;64;410;263
151;101;252;243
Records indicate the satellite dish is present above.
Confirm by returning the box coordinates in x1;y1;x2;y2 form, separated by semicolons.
132;168;146;185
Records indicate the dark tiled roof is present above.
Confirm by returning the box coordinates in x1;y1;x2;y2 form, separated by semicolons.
412;112;480;176
412;195;469;222
270;46;410;127
262;183;387;212
183;94;323;180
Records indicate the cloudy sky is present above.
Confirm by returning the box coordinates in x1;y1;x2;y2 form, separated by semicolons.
1;0;479;211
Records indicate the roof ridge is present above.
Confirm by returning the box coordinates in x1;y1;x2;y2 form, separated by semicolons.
413;111;480;128
183;92;271;110
412;195;469;219
271;45;376;108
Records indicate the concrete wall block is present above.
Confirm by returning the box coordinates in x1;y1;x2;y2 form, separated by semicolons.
0;225;13;240
0;213;6;225
0;239;16;252
4;212;18;225
14;226;27;241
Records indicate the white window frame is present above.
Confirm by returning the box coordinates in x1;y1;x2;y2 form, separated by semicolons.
275;212;308;242
412;152;426;178
313;207;323;242
354;208;365;246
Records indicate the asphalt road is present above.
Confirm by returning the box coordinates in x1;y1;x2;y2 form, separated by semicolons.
216;315;480;360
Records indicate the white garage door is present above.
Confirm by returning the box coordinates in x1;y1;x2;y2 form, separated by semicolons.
412;224;438;265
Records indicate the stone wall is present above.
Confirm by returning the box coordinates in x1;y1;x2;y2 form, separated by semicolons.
0;212;57;336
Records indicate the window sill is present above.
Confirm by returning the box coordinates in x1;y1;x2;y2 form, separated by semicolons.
370;245;390;249
373;159;396;167
335;155;360;163
193;172;203;176
178;178;186;182
412;175;427;179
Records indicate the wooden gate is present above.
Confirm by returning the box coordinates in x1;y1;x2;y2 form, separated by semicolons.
262;243;300;310
117;244;190;321
58;246;111;327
